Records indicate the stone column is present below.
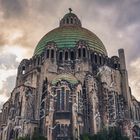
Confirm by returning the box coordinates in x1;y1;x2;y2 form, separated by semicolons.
118;49;131;118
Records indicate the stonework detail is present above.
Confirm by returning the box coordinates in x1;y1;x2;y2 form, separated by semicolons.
0;10;140;140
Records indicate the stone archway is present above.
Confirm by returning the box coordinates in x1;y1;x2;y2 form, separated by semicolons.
9;129;15;140
132;125;140;140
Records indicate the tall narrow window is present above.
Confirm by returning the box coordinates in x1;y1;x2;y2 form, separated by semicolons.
70;18;73;24
65;51;68;60
114;64;117;69
59;51;63;61
90;54;92;62
22;66;25;74
51;49;54;59
46;49;49;58
37;57;40;65
57;90;61;111
99;56;102;65
66;18;69;24
83;48;86;57
66;90;69;110
95;54;97;63
91;53;94;62
70;51;74;60
56;87;70;111
61;87;65;110
78;48;81;58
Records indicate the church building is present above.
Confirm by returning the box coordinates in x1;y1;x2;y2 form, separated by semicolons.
0;9;140;140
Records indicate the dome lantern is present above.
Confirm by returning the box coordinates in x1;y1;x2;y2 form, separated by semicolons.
34;10;108;56
60;8;82;27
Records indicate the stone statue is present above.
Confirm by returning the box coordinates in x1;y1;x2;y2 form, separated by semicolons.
25;89;34;120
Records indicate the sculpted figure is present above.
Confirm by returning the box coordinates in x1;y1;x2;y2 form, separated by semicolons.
25;89;34;120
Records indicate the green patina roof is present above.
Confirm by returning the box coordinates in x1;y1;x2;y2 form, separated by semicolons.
51;74;79;85
63;12;78;18
34;26;107;56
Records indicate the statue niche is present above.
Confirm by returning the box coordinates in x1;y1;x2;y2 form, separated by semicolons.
9;93;21;119
25;88;34;120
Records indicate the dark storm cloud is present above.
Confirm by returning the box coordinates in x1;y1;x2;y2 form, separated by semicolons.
82;0;140;27
114;1;140;28
36;0;61;15
84;0;123;8
127;25;140;62
1;0;28;18
82;0;140;62
0;54;19;69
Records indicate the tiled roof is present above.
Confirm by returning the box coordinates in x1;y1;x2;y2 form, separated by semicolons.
34;26;107;56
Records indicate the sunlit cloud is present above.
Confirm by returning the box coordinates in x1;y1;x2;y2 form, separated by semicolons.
0;69;17;89
3;45;29;61
0;94;9;104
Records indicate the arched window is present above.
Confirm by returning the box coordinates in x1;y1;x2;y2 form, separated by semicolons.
9;129;15;139
56;87;70;111
83;48;86;57
78;48;81;58
66;18;69;24
91;53;94;62
99;56;102;65
46;49;49;58
51;49;54;59
70;51;75;60
114;63;117;69
37;57;40;65
102;57;105;64
90;54;92;62
65;51;68;60
70;18;73;24
22;66;25;74
74;18;77;24
59;51;63;61
95;54;97;63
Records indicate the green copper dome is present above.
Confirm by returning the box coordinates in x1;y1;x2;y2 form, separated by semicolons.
34;10;107;56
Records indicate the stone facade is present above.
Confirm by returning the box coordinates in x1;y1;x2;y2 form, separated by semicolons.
0;10;140;140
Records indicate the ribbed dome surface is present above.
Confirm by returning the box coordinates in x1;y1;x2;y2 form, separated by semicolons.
34;26;107;56
34;10;107;56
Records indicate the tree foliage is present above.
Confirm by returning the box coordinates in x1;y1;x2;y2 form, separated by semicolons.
16;132;47;140
80;127;129;140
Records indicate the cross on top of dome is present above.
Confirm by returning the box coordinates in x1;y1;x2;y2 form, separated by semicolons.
69;8;72;13
60;9;82;27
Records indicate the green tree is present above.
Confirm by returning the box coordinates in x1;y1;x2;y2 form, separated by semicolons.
16;133;47;140
16;136;30;140
80;127;129;140
80;133;90;140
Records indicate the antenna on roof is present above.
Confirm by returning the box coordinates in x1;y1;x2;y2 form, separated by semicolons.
69;8;72;13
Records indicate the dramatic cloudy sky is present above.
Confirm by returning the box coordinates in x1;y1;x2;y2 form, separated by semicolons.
0;0;140;108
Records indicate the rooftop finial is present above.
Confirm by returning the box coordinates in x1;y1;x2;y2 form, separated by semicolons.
69;8;72;13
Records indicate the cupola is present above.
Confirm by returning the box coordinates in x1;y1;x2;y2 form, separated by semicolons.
60;8;82;27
